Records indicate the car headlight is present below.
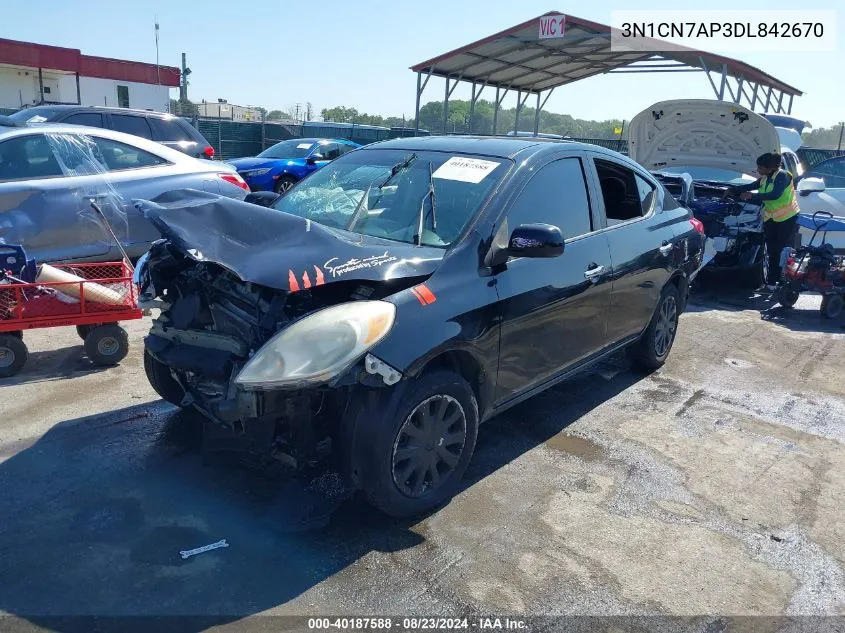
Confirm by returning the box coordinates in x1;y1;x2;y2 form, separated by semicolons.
242;168;271;177
234;300;396;389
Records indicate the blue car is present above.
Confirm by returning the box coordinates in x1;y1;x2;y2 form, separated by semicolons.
227;138;360;193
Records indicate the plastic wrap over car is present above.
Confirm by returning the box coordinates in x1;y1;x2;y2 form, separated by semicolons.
0;133;128;261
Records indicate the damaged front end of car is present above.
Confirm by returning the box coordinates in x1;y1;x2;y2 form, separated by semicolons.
134;190;441;480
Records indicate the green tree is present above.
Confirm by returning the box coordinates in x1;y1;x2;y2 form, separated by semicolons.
266;109;290;121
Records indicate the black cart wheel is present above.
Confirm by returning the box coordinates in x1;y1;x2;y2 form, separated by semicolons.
84;324;129;366
776;287;800;308
143;349;185;407
0;334;28;378
363;370;478;518
274;175;298;194
628;284;680;371
76;324;101;340
821;294;844;320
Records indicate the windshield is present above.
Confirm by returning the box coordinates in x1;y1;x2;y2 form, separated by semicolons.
8;107;64;123
659;166;756;185
257;139;316;159
272;149;508;247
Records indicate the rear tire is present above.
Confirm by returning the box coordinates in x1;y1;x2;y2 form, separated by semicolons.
0;334;28;378
84;324;129;366
274;175;298;194
143;349;185;407
362;370;478;518
821;294;844;320
628;284;680;371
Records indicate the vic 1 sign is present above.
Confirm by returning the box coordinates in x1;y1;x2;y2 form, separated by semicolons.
539;15;566;39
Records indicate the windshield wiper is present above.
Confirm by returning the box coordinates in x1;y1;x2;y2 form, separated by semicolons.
379;153;417;189
413;161;437;246
346;182;373;232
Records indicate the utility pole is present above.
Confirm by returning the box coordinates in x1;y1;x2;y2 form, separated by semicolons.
155;17;160;86
838;122;844;152
180;53;191;103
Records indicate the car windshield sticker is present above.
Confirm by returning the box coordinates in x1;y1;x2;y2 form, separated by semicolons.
26;115;48;123
323;252;398;278
433;157;499;184
297;143;312;149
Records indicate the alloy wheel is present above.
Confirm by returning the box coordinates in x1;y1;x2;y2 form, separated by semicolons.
654;295;678;358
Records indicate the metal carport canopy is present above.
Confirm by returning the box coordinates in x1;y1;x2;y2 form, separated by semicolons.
410;11;803;136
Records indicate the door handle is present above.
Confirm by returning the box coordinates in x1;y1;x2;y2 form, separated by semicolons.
583;264;605;280
659;242;674;256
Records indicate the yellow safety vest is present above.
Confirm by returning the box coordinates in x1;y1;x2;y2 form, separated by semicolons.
760;169;799;223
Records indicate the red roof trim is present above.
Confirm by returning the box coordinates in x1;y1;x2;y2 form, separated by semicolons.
0;38;180;87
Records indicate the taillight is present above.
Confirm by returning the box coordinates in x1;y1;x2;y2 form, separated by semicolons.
689;218;705;234
203;146;215;158
219;172;249;191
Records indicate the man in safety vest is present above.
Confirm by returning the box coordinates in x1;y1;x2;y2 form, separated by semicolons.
730;152;800;289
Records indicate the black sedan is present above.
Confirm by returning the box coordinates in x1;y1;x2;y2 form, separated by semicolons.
134;136;705;517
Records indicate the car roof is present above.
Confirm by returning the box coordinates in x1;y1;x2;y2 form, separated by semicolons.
11;104;185;120
0;123;198;164
366;135;595;159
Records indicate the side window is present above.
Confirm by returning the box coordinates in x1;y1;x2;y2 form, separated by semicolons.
111;115;153;139
148;117;190;142
595;159;652;225
320;143;340;160
505;158;593;240
0;134;64;181
337;143;354;156
62;112;105;128
92;137;167;171
49;133;108;176
782;152;797;178
808;157;845;188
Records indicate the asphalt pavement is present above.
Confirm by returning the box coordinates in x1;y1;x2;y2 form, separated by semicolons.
0;285;843;631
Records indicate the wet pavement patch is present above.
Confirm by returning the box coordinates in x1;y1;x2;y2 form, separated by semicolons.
70;498;144;543
545;433;606;462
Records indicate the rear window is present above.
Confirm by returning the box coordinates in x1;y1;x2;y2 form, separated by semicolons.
148;117;191;142
8;107;64;123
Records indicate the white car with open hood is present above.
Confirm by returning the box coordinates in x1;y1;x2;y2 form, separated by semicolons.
628;99;840;285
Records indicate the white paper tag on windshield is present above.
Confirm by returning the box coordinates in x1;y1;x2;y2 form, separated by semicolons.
433;157;499;184
297;143;312;149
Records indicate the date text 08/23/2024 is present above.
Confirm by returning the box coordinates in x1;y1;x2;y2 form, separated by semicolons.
307;617;529;630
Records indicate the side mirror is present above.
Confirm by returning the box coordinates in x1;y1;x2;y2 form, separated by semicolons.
507;223;565;258
244;191;280;207
797;177;825;195
306;153;324;165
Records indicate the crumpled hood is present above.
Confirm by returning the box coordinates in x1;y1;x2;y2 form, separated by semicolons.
134;190;444;291
629;99;780;175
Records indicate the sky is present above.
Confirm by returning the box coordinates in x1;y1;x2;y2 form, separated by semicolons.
3;0;843;128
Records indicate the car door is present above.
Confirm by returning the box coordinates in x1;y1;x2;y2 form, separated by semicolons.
0;132;112;263
493;155;612;405
586;153;686;343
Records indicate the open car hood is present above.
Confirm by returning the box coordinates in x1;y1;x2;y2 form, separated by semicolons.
134;190;444;292
629;99;780;175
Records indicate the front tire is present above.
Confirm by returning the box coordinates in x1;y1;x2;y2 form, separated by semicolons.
776;287;800;308
363;370;478;518
274;175;298;194
628;284;680;371
143;349;186;406
84;324;129;366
